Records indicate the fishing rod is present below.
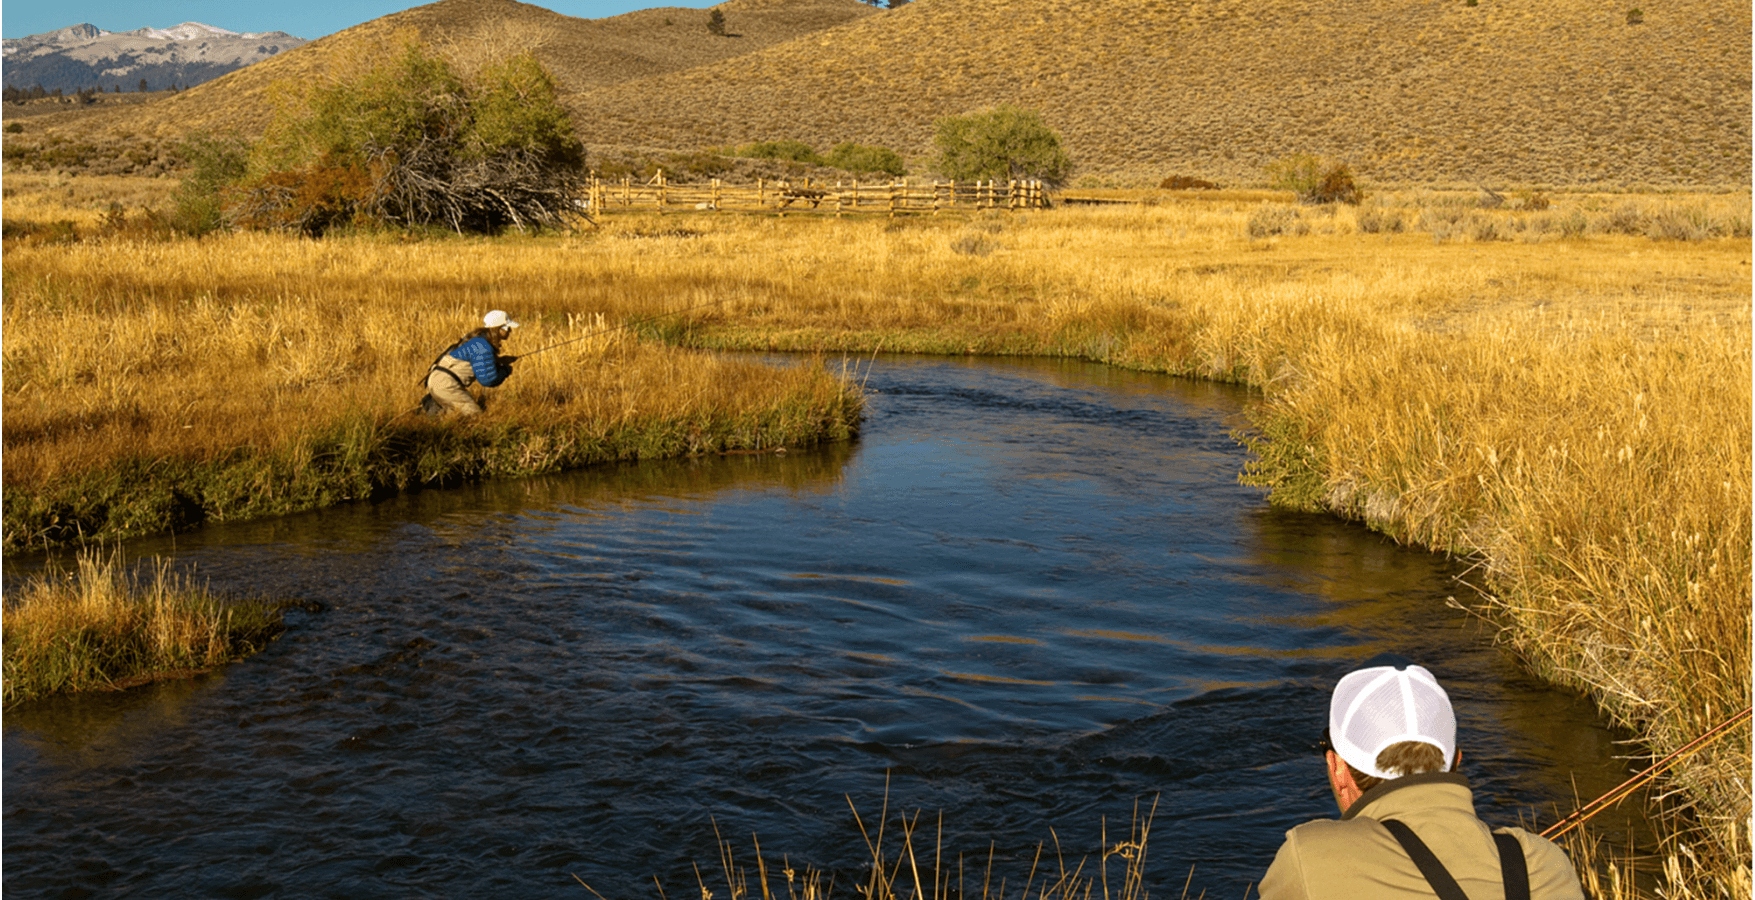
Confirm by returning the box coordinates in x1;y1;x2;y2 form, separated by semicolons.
510;296;732;362
1539;704;1751;840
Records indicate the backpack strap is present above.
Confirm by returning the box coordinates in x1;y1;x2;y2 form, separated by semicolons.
420;338;466;386
1379;820;1531;900
1381;819;1470;900
1493;831;1530;900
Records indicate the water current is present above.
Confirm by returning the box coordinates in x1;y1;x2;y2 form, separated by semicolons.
3;355;1648;898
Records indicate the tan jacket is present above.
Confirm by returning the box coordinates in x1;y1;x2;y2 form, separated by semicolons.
1258;773;1585;900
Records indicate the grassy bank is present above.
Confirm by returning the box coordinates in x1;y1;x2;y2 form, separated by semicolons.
3;175;1748;892
2;549;287;705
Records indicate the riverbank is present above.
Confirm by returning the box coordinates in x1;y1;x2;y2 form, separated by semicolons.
3;177;1747;893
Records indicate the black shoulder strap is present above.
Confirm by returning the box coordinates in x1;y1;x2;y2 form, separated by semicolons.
1379;820;1532;900
1493;831;1531;900
1381;819;1470;900
421;338;467;385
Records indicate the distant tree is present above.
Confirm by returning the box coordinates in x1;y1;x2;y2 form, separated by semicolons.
887;0;910;7
1265;153;1362;204
932;104;1071;186
231;41;587;235
137;78;149;93
707;9;727;35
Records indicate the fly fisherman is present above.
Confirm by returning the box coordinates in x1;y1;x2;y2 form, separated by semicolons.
1258;664;1585;899
423;310;520;416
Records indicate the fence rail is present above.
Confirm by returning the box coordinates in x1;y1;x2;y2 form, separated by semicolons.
586;171;1048;216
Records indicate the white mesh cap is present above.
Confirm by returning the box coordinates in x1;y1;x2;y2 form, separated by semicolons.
1328;665;1456;780
484;310;520;329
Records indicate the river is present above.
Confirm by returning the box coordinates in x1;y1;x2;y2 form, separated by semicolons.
2;355;1646;898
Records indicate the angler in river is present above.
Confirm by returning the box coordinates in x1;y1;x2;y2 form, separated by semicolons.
423;310;521;416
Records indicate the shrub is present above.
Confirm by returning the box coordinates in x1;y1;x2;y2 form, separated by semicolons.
825;142;906;176
933;104;1072;186
950;233;1000;256
1627;7;1644;24
708;9;727;35
729;140;823;165
1265;154;1363;204
169;131;251;235
1159;174;1220;190
1355;204;1405;234
1247;204;1309;239
234;40;588;235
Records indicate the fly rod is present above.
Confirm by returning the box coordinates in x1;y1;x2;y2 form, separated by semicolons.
510;297;731;362
1539;704;1751;840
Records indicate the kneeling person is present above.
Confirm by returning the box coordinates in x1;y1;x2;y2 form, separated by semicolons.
1259;664;1584;899
426;310;520;416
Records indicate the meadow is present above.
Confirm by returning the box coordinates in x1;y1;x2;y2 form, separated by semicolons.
2;174;1748;894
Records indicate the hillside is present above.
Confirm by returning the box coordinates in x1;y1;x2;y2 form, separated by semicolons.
5;0;1747;188
5;0;874;140
565;0;1751;188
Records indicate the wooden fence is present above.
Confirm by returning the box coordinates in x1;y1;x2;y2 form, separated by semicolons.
586;170;1048;216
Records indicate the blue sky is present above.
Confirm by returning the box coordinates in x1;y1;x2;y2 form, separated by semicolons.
2;0;722;40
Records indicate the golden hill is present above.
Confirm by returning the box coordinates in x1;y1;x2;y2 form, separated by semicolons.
8;0;1749;188
568;0;1751;188
8;0;874;141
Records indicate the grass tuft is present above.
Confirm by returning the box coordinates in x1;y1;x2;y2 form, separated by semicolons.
2;548;289;705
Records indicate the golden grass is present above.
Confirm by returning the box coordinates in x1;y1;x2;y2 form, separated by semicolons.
580;793;1168;900
2;547;286;705
3;176;1748;893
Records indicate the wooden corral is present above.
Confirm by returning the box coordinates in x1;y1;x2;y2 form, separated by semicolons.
587;171;1049;216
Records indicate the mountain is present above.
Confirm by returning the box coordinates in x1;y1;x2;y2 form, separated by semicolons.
2;21;307;93
7;0;1748;188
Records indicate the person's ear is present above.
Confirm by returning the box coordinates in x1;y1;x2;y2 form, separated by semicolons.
1326;750;1363;813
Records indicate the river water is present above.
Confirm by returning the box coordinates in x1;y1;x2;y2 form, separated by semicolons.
3;356;1645;898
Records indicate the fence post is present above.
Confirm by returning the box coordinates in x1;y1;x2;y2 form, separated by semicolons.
851;179;859;210
657;169;667;215
932;181;942;216
889;181;899;218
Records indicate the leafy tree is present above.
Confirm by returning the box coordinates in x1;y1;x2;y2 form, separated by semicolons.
932;104;1071;186
232;41;587;235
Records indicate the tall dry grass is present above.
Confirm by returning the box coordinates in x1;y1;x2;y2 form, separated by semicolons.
2;547;286;704
3;178;1747;893
581;793;1169;900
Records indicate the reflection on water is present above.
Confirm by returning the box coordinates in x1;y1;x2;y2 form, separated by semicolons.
3;356;1648;898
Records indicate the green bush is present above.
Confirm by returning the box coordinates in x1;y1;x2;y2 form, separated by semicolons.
236;41;587;235
169;132;251;235
1265;154;1363;204
825;142;906;176
933;104;1072;186
728;140;824;165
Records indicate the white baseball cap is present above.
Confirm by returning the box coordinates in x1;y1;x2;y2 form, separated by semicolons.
1329;665;1456;780
484;310;520;329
